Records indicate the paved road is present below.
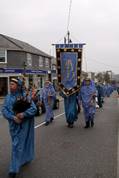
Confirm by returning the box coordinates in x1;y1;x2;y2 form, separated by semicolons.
0;93;119;178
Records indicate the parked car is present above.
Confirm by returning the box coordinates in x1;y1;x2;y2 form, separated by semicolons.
37;97;60;116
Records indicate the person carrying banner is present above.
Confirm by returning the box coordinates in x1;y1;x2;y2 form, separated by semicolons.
60;92;78;128
79;78;96;128
2;78;37;178
59;53;79;128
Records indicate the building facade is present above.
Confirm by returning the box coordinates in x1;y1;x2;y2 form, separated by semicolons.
0;34;52;96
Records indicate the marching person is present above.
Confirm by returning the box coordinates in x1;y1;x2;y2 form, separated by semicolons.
2;78;37;178
60;92;78;128
105;83;113;97
40;80;56;126
79;78;96;128
96;81;104;108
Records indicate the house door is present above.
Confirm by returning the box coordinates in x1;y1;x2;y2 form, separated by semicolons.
0;77;8;96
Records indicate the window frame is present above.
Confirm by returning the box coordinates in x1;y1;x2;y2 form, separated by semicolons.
27;53;32;66
45;57;49;68
39;56;44;67
0;49;7;63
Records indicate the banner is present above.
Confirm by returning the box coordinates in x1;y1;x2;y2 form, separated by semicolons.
61;52;77;89
55;43;85;96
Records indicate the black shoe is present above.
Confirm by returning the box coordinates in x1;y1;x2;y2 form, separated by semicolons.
67;123;74;128
22;161;31;167
44;121;50;126
91;120;94;127
50;117;54;123
84;121;90;128
8;172;17;178
69;123;74;128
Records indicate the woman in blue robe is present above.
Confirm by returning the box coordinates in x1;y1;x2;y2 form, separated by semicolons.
79;78;96;128
60;92;78;128
40;80;56;126
2;78;37;178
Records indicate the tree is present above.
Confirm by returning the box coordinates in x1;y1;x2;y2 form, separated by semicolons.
104;72;110;83
95;72;104;82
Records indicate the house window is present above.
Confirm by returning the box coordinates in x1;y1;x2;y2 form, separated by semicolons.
0;49;7;63
45;58;49;68
27;53;32;66
39;56;43;67
52;64;56;70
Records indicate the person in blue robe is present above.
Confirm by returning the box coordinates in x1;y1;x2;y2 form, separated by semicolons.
105;84;113;97
40;80;56;126
116;83;119;95
96;82;104;108
102;84;107;98
2;78;37;178
79;78;96;128
60;92;78;128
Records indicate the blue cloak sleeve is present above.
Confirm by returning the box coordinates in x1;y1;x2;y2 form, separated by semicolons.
2;95;15;121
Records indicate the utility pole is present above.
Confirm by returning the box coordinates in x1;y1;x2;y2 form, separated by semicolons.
64;37;66;44
23;61;27;76
67;31;70;44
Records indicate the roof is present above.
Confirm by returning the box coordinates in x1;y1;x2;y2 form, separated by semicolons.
0;34;51;58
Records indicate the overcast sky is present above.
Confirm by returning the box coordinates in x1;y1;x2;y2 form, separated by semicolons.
0;0;119;74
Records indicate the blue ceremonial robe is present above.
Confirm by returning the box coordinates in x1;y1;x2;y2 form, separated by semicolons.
40;83;56;122
2;91;37;173
105;84;113;97
79;80;96;122
60;92;78;124
96;83;104;108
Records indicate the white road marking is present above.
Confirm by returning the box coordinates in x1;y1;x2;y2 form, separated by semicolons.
34;112;65;129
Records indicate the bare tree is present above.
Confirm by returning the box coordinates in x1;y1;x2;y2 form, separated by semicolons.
95;72;104;82
103;72;110;83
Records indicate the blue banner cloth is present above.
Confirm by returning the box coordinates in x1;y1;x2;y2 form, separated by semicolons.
61;52;77;89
